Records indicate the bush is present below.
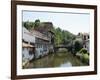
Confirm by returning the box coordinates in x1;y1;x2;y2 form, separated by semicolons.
77;48;89;64
74;40;83;53
79;48;87;54
82;53;89;64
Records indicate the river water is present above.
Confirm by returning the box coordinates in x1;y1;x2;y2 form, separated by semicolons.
24;51;87;69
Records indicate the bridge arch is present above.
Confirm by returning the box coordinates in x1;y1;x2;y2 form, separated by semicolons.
54;45;69;53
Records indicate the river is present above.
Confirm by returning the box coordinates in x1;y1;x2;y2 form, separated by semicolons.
24;51;87;69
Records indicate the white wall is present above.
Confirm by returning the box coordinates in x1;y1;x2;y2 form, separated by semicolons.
0;0;99;80
23;27;35;43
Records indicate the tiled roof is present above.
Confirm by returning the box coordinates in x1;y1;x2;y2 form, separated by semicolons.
30;30;49;41
34;22;53;32
23;27;35;43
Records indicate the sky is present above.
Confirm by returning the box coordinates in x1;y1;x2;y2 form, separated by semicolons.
22;10;90;35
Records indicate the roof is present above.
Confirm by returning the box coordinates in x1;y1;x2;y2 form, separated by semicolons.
23;27;33;36
34;22;53;33
23;27;35;43
22;42;35;48
30;30;49;41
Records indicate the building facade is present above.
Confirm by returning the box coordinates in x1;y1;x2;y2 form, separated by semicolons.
22;27;35;67
34;22;55;53
22;22;55;67
77;32;90;53
30;30;50;58
82;33;90;53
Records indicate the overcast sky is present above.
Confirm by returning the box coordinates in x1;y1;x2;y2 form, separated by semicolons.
22;11;90;35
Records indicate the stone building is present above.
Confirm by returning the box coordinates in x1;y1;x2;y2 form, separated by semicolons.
30;30;50;58
82;33;90;53
34;22;55;53
22;27;35;67
77;32;90;52
22;22;55;66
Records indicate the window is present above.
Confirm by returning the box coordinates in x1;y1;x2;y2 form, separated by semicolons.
88;35;89;39
84;35;86;40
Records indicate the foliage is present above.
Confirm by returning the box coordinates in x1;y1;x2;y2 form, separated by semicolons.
79;48;87;54
82;53;89;64
34;19;40;28
23;21;35;30
23;19;40;30
77;48;89;64
54;27;63;45
53;27;76;46
74;40;83;53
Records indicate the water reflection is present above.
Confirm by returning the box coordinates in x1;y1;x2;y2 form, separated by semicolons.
60;62;72;67
24;52;87;69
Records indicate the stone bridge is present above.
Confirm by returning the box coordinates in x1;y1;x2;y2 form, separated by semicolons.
54;45;69;52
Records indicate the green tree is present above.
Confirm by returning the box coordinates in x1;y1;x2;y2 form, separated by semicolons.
74;40;83;53
23;21;34;30
23;19;41;30
34;19;40;28
53;27;76;46
55;27;63;45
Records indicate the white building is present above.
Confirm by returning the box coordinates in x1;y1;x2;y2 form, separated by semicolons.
22;25;55;67
82;33;90;53
30;30;50;58
23;27;50;60
77;32;90;53
22;27;35;67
